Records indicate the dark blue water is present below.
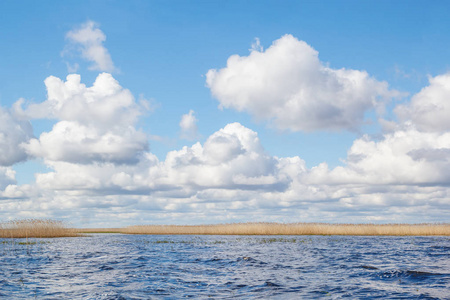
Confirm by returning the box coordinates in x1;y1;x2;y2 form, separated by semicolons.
0;235;449;299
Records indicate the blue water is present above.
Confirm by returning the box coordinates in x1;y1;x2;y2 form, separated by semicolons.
0;235;449;299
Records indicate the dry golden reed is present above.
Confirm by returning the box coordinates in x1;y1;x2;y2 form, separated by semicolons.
0;219;78;238
120;222;450;236
76;228;122;234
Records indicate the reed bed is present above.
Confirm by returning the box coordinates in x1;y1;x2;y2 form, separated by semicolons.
121;222;450;236
0;219;78;238
76;228;122;234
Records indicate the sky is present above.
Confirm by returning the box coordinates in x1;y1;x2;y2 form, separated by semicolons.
1;1;450;227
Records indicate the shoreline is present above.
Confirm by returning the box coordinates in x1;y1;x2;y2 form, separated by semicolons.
75;222;450;236
2;220;449;238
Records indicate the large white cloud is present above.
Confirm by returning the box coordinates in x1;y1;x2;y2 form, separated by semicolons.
163;122;290;189
17;73;148;164
25;121;147;164
33;123;298;193
14;122;311;225
0;107;33;166
65;21;116;72
206;34;398;132
395;73;450;132
306;128;450;186
1;121;449;226
15;73;140;126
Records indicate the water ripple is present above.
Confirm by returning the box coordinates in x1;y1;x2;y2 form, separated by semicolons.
0;235;449;299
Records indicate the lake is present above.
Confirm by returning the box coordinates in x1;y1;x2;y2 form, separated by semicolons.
1;234;449;299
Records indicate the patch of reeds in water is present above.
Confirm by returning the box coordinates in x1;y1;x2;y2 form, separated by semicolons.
0;219;78;238
120;222;450;236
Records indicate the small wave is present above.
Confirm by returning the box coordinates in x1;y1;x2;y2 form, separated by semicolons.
405;270;444;277
209;257;221;262
1;235;449;299
239;256;255;261
77;251;106;260
135;256;148;261
429;245;450;251
236;256;267;265
263;281;282;287
360;265;379;270
376;269;445;281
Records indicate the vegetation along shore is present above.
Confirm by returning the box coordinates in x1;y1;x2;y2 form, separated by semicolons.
0;219;78;238
1;220;449;238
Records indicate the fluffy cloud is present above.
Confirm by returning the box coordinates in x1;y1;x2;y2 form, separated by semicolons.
395;73;450;132
0;107;33;166
65;21;116;72
163;123;289;189
0;167;16;190
15;73;140;126
24;121;147;164
33;123;297;194
306;129;450;186
2;120;449;226
2;28;450;225
206;34;398;132
17;73;148;164
179;110;198;140
13;122;311;225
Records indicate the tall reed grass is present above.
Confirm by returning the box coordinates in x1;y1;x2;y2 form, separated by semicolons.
76;228;122;233
0;219;78;238
120;222;450;236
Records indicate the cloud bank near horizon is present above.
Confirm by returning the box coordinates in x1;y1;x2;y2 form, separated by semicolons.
1;26;449;227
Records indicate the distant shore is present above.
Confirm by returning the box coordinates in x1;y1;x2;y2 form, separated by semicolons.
2;220;449;238
77;222;450;236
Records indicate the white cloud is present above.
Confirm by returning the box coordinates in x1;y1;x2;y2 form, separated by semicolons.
307;129;450;186
206;34;399;132
179;110;198;140
30;123;298;195
65;21;116;72
0;167;16;190
17;73;148;164
163;123;287;189
0;107;33;166
395;73;450;132
3;30;450;225
2;121;450;226
24;121;147;164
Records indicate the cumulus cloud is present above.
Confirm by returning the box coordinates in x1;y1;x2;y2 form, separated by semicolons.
395;73;450;132
0;167;16;190
307;129;450;186
2;120;449;226
0;107;33;166
24;121;147;164
30;123;300;195
163;123;288;190
3;29;450;225
179;110;198;140
206;34;399;132
17;73;148;164
65;21;116;72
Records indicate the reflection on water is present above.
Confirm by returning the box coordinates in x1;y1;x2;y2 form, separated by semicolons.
0;235;449;299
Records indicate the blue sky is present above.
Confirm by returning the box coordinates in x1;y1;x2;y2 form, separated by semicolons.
1;1;450;227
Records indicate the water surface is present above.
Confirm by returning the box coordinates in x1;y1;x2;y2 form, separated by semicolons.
1;235;449;299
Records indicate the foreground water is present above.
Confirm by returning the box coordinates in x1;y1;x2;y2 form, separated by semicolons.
0;235;449;299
